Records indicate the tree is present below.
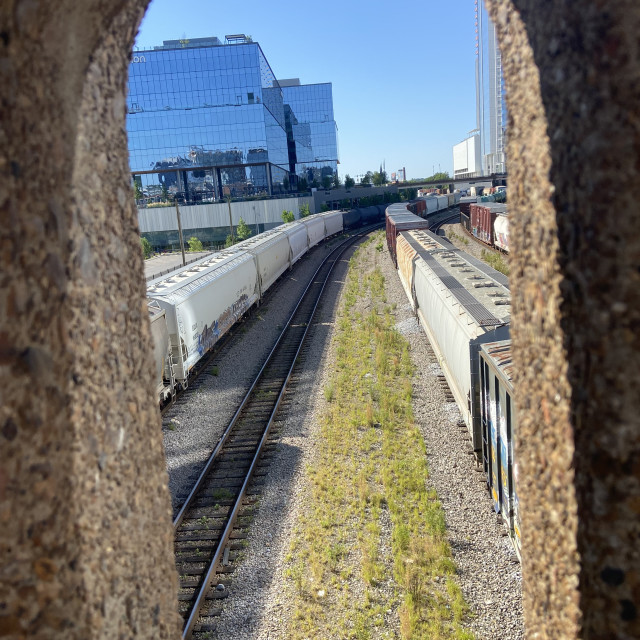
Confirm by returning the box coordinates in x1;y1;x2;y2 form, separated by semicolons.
140;237;152;259
161;182;169;202
425;171;451;182
299;203;311;218
332;172;341;188
321;175;332;190
372;170;388;186
360;172;373;185
297;176;308;192
236;217;252;240
224;234;237;248
344;174;355;189
188;236;203;252
282;210;295;223
134;181;143;202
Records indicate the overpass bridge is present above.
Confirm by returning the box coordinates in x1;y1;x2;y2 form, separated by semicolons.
396;173;507;193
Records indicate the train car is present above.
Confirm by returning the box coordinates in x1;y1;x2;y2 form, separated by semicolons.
494;213;510;253
459;196;475;234
272;221;309;266
147;249;260;384
436;195;449;211
401;229;511;449
479;340;520;559
234;230;291;295
395;232;421;310
342;208;362;230
361;205;381;226
407;199;427;217
424;196;439;214
460;211;471;234
318;210;343;237
470;202;507;246
302;215;326;248
385;203;430;267
459;196;475;217
149;299;175;404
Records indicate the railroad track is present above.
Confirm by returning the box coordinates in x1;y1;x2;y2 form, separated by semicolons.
428;209;460;234
173;227;377;639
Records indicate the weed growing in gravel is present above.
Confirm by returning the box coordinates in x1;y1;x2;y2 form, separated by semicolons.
284;231;473;640
323;382;334;402
481;248;510;276
448;230;469;246
211;488;234;501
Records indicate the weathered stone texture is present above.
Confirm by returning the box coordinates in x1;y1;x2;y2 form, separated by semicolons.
0;2;180;638
2;0;639;638
488;0;640;638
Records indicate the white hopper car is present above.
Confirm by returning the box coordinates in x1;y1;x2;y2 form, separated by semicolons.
147;208;372;398
147;247;260;384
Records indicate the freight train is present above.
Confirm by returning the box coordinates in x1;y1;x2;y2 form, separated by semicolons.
459;195;510;253
386;204;521;558
146;193;466;406
147;206;388;405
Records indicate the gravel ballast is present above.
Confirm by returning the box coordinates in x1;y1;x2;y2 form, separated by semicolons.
163;228;524;639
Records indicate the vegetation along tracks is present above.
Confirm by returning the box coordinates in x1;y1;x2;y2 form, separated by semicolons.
283;232;473;639
173;227;379;639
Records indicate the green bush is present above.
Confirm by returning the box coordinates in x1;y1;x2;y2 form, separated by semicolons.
236;217;252;240
299;203;311;218
140;237;152;259
187;236;204;252
282;210;295;223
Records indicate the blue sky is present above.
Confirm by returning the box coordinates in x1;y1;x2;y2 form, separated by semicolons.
135;0;478;181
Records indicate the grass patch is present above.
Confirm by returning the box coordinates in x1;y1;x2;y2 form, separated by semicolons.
211;488;234;501
481;249;510;276
447;230;469;246
284;232;473;639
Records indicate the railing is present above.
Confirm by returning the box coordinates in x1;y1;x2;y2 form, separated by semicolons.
136;190;311;208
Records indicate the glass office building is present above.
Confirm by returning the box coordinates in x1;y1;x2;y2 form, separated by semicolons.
475;1;507;174
127;36;339;202
279;79;338;186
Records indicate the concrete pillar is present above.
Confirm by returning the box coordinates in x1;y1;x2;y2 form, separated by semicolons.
486;0;640;637
0;2;181;637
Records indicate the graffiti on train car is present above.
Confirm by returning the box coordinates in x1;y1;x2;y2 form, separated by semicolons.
197;294;250;356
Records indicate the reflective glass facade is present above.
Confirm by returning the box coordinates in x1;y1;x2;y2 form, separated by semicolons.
127;38;339;202
281;83;338;185
476;1;507;174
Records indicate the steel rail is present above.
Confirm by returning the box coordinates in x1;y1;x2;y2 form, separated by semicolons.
178;226;379;638
429;210;460;234
172;232;353;531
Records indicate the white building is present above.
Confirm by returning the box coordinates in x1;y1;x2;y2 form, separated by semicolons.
453;133;482;179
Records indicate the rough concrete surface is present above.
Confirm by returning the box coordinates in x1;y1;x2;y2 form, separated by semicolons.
488;0;640;637
0;2;181;638
1;0;639;639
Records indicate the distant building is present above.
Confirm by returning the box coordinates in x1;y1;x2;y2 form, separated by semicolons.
453;132;482;179
476;0;507;174
127;36;338;201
